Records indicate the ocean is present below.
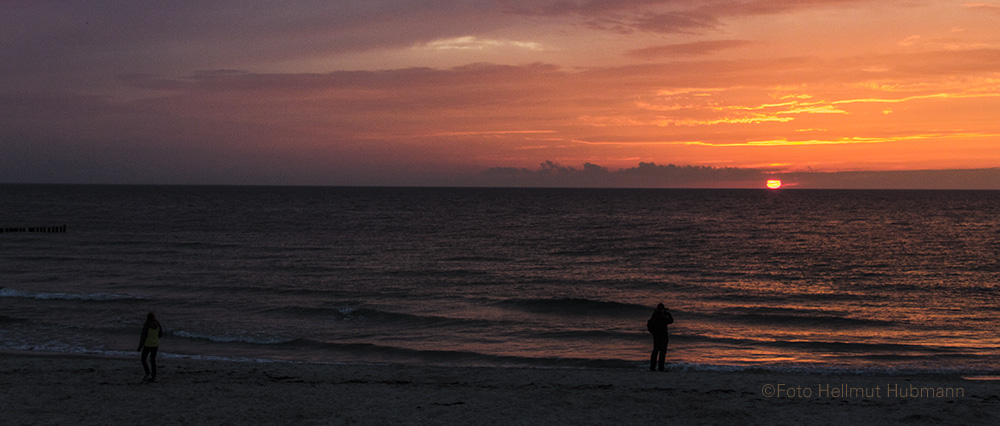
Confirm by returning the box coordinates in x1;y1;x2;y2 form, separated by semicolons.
2;185;998;374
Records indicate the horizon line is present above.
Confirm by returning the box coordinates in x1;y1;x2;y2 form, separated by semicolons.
4;182;1000;191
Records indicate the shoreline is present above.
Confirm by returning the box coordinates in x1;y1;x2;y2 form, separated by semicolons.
4;347;997;377
2;350;997;425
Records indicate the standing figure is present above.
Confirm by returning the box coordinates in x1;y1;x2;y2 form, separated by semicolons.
138;312;163;382
647;303;673;371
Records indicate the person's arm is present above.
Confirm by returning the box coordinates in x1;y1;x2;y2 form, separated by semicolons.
138;325;148;351
665;311;674;324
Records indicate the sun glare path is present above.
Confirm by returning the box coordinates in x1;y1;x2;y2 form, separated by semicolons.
766;179;782;190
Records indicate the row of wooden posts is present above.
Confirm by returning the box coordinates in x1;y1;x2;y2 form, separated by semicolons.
1;225;67;233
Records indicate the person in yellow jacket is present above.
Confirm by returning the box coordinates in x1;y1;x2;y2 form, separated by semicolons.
137;312;163;382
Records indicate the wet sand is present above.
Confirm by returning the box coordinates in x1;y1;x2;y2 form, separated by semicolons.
1;351;997;425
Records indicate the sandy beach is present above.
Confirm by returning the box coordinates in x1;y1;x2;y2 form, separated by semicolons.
1;351;997;425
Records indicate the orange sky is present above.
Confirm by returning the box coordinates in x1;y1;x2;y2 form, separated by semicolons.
3;1;1000;187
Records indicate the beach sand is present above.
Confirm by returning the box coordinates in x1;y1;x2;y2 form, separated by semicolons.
1;351;997;425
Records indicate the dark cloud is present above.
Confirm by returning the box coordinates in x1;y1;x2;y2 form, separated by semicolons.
630;12;720;34
784;168;1000;190
499;0;682;17
0;1;501;90
501;0;889;34
0;63;577;185
964;3;1000;13
477;162;1000;189
890;48;1000;76
502;0;718;34
698;0;876;17
626;40;758;58
478;161;765;188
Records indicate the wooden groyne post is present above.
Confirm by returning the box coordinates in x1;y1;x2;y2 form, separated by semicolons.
0;225;67;233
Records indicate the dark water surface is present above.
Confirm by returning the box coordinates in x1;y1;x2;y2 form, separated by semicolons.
2;185;998;373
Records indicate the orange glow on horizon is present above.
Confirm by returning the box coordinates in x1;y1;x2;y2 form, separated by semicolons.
766;180;783;190
8;1;1000;187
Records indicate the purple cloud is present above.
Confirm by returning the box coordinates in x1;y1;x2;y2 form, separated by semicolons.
626;40;758;58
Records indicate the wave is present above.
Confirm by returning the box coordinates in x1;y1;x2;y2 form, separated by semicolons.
697;306;897;327
167;336;1000;374
0;315;26;324
273;305;428;321
166;241;244;250
142;331;636;368
768;340;961;354
171;330;297;345
496;297;651;317
548;248;607;257
158;329;637;368
532;329;644;340
0;288;148;302
183;284;346;298
440;255;512;263
265;305;498;328
280;339;638;369
270;263;356;274
384;268;489;278
662;332;990;365
702;292;875;303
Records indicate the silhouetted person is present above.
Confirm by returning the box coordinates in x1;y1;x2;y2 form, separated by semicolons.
647;303;673;371
137;312;163;382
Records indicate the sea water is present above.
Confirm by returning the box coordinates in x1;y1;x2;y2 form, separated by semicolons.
1;185;998;373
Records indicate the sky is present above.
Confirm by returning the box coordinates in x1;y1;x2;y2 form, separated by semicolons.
4;0;1000;188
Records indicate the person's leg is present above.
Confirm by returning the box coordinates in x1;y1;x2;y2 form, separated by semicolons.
657;340;669;370
141;346;151;378
149;347;158;379
651;336;666;371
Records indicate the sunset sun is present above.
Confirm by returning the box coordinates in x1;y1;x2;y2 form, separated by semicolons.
766;179;783;190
